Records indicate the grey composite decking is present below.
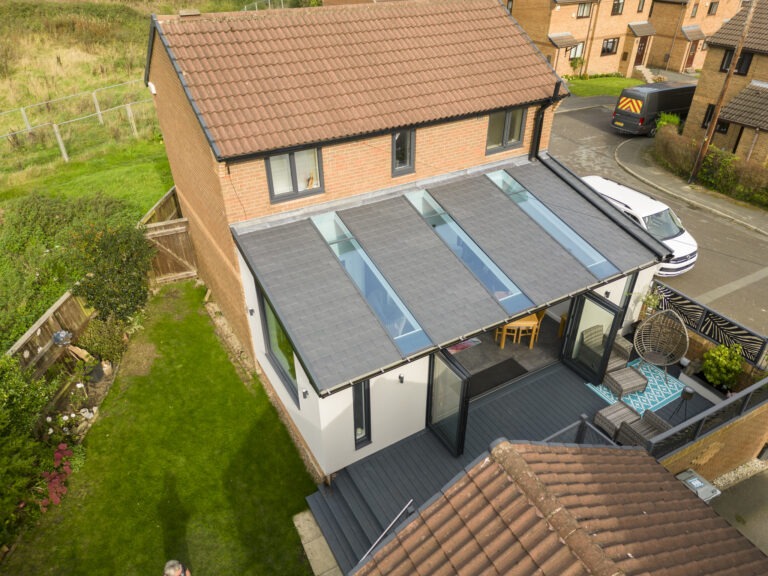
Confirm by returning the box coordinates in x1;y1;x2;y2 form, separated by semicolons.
308;362;614;574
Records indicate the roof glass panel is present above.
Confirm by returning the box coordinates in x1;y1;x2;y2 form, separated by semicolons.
406;190;533;314
486;170;619;279
311;212;432;356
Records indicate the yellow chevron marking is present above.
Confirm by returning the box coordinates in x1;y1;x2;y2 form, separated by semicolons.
618;96;643;114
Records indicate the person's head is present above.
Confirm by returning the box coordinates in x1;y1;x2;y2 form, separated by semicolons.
164;560;183;576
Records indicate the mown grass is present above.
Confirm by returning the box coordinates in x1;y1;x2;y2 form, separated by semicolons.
0;282;316;576
565;75;644;98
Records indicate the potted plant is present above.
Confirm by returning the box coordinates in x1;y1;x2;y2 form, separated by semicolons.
701;343;743;393
640;287;662;320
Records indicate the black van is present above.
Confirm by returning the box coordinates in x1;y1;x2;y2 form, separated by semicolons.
611;81;696;136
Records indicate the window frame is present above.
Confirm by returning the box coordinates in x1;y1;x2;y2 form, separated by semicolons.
720;49;752;75
261;292;300;406
601;38;620;56
570;42;585;60
353;380;371;448
707;1;718;15
485;107;527;154
577;3;591;18
391;128;415;177
265;147;324;204
506;0;513;12
611;0;625;15
702;103;729;134
637;0;645;12
691;2;699;17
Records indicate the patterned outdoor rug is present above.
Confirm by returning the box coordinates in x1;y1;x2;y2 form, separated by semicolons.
586;359;684;414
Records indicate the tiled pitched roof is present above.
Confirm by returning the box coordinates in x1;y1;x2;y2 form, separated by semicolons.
356;442;768;575
681;24;706;41
151;0;562;160
628;21;656;37
707;1;768;54
550;32;580;48
720;80;768;130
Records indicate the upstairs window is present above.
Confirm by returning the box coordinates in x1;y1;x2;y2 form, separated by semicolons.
720;49;752;75
506;0;513;12
702;104;729;133
707;1;719;15
486;108;526;153
637;0;645;12
691;2;699;16
392;129;415;176
577;3;591;18
601;38;619;55
612;0;625;15
266;148;323;203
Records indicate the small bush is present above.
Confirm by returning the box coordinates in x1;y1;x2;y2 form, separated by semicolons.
702;343;743;391
656;112;681;133
77;315;128;363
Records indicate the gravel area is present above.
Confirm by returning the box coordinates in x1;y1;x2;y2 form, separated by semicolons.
713;458;768;490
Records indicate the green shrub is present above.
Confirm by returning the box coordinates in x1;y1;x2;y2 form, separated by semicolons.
702;343;744;391
656;112;681;133
0;356;56;436
77;315;128;363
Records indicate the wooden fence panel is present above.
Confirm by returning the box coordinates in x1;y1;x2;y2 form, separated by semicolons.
6;291;93;376
140;186;181;225
145;218;197;285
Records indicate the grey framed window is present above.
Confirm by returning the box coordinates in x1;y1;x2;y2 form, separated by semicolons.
691;2;699;16
611;0;624;15
577;3;591;18
506;0;513;12
570;42;585;59
353;381;371;448
601;38;619;55
486;108;526;154
637;0;645;12
262;294;299;404
707;1;718;15
391;129;415;176
266;148;323;203
702;104;729;134
720;50;752;75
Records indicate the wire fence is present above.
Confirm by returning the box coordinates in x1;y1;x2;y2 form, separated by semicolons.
0;80;158;171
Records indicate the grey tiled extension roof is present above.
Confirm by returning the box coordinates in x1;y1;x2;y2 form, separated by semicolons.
720;80;768;129
233;158;666;394
707;1;768;54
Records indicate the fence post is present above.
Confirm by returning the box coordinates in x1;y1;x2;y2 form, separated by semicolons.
20;107;32;131
92;92;104;125
125;103;138;138
51;123;70;162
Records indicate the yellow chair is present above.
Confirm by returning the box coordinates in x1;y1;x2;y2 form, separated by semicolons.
494;324;519;350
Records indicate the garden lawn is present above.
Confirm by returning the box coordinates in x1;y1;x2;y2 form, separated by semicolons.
0;282;316;576
566;76;644;97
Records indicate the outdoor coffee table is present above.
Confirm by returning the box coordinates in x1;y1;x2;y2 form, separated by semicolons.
604;366;648;399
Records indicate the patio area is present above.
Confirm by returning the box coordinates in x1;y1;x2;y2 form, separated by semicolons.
308;357;715;573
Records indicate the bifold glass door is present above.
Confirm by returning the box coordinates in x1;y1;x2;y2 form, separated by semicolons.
563;294;622;384
428;352;469;456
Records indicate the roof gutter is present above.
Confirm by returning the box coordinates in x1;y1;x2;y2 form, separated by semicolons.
529;80;566;162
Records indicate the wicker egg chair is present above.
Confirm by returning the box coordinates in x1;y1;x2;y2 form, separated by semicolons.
633;309;689;384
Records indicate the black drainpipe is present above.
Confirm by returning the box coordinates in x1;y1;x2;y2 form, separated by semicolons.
529;80;564;162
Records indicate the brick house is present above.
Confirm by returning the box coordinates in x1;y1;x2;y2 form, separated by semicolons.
646;0;743;73
510;0;657;78
144;0;677;480
683;0;768;162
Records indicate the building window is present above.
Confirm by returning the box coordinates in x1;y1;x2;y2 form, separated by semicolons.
266;148;323;203
637;0;645;12
702;104;729;133
391;129;415;176
691;2;699;16
570;42;585;59
577;3;591;18
263;296;298;403
353;381;371;448
506;0;513;12
611;0;625;15
707;1;718;15
720;49;752;75
601;38;619;55
486;108;526;153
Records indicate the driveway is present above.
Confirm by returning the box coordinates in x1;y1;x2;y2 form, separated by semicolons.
549;97;768;336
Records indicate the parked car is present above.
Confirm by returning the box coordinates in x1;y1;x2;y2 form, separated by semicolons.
611;81;696;136
582;175;697;276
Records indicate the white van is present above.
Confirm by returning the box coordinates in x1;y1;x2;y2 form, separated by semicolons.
582;175;697;276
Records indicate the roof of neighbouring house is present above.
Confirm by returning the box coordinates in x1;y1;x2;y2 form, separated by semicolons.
353;440;768;575
720;80;768;130
148;0;564;160
681;24;706;42
707;1;768;54
232;155;668;394
628;21;656;37
549;32;580;48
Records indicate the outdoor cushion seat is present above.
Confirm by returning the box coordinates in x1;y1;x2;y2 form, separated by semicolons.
594;401;640;440
604;366;648;399
617;409;672;447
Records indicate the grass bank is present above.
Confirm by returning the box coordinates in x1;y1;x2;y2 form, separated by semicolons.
565;75;644;98
0;282;316;575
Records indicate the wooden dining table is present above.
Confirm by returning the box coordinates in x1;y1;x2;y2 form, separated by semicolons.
498;313;539;349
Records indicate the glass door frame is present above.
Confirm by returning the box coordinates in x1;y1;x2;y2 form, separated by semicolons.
426;350;471;457
562;292;624;384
